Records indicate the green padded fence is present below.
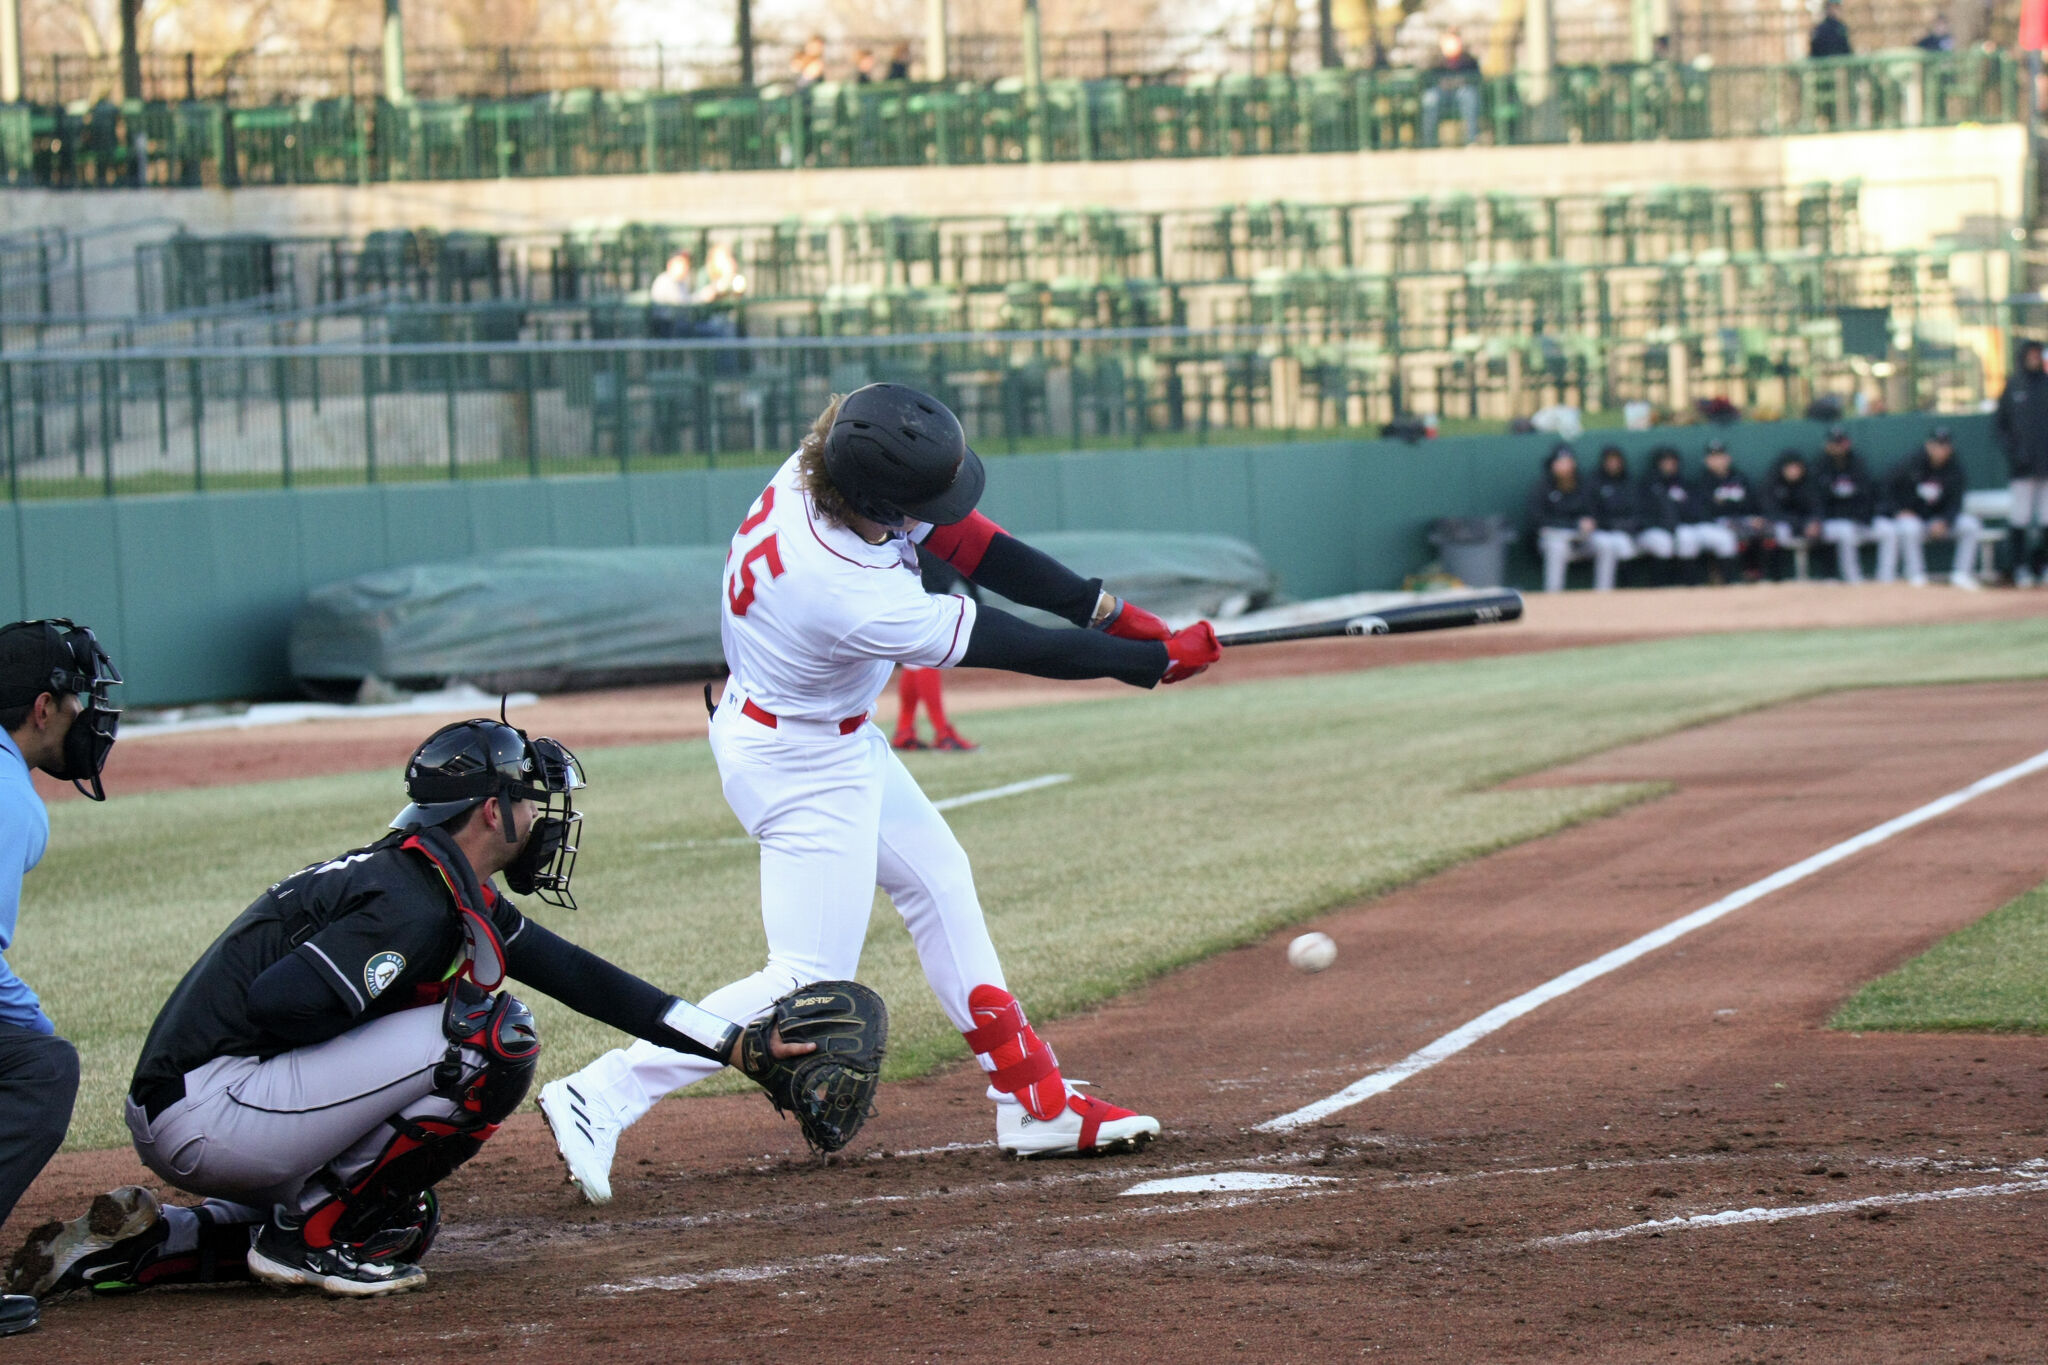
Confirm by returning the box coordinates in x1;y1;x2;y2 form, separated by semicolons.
0;412;1998;705
0;51;2020;189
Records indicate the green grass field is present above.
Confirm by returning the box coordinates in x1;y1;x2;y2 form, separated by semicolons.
1832;878;2048;1033
20;619;2048;1150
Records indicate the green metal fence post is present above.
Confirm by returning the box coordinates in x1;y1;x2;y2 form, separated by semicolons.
98;357;114;495
187;357;204;491
523;348;539;477
275;351;293;487
445;355;459;480
2;363;16;503
361;352;378;483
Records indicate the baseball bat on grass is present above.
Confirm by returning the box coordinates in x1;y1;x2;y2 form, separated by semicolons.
1213;590;1523;647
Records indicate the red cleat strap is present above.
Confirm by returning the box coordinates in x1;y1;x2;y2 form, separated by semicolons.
988;1049;1059;1095
962;1001;1026;1054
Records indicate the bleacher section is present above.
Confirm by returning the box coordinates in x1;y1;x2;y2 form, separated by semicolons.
0;50;2020;189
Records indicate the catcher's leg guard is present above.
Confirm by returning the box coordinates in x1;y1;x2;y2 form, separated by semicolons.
301;989;537;1258
964;985;1066;1121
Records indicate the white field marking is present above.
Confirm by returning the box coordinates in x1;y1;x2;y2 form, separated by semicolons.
1121;1172;1344;1196
931;772;1071;811
635;775;1072;851
1258;742;2048;1132
593;1253;891;1296
1526;1176;2048;1249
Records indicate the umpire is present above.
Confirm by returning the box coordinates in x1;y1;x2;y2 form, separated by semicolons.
0;620;120;1339
7;716;810;1305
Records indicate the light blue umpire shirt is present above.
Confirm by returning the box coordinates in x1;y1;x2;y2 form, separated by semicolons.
0;727;51;1033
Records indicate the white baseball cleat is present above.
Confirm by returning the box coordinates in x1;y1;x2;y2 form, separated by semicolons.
996;1085;1160;1158
539;1077;620;1205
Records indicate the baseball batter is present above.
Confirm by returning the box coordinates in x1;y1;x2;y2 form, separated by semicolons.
542;385;1221;1201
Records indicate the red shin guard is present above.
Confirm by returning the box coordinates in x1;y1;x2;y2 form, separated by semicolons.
964;985;1067;1120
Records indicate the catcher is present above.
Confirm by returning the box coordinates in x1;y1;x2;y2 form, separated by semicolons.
6;717;885;1303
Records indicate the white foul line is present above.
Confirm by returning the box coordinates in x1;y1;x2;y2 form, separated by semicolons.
932;773;1072;811
1256;742;2048;1133
1527;1176;2048;1249
639;774;1072;851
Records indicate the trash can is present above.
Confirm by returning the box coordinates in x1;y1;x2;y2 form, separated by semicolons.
1430;516;1514;588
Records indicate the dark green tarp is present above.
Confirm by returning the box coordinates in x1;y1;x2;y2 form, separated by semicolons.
289;533;1275;694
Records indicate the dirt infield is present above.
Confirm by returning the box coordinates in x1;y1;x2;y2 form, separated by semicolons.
15;673;2048;1360
42;580;2048;803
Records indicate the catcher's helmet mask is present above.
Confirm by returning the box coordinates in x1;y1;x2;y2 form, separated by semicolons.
393;718;585;909
823;384;986;527
0;617;122;801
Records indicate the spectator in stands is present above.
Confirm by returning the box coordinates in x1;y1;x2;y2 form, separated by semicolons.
1696;439;1765;581
1765;450;1823;580
855;48;879;83
1993;338;2048;584
1915;12;1955;51
887;43;914;81
1887;426;1983;588
1530;445;1601;593
792;34;828;89
648;251;697;338
1809;0;1853;57
1420;28;1483;148
1636;446;1710;581
1588;446;1644;591
1817;425;1899;582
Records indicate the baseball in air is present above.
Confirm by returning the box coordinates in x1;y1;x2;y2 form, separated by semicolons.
1287;932;1337;973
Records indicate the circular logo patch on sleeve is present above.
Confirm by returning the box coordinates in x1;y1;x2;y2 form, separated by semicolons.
365;951;406;1000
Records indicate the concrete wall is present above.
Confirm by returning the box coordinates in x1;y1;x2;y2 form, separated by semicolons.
0;411;1997;706
0;126;2022;255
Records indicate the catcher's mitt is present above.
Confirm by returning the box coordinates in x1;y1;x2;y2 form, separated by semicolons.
738;980;888;1154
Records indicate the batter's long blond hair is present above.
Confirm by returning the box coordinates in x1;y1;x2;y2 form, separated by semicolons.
797;394;856;529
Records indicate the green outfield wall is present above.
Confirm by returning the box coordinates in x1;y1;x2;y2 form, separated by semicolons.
0;413;1997;705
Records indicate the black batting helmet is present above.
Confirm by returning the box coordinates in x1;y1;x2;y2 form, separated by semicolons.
823;384;986;526
393;718;585;908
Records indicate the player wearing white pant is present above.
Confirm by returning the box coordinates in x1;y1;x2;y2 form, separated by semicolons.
1638;447;1715;582
541;386;1221;1203
1886;426;1982;588
1816;426;1897;583
1529;445;1611;592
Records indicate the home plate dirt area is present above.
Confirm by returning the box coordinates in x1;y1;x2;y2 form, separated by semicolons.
22;679;2048;1361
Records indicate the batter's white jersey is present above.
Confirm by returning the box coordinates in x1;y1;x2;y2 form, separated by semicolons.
719;455;977;722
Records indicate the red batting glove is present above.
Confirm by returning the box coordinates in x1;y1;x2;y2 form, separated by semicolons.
1103;598;1171;641
1161;621;1221;684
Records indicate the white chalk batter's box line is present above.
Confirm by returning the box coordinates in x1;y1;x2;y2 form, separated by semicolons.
583;1164;2048;1296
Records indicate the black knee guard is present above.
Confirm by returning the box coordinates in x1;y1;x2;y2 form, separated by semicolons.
301;988;538;1257
435;983;540;1127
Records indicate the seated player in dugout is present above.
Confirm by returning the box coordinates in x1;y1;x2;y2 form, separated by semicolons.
6;719;815;1302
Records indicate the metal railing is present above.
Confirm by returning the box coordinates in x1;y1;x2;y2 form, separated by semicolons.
0;313;1995;499
12;0;2020;104
0;51;2020;191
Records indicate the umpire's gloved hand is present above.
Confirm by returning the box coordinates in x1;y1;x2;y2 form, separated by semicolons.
1161;622;1221;684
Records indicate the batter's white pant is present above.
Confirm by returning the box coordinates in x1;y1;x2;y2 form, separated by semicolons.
1891;511;1984;583
1538;527;1627;592
1821;518;1899;583
569;693;1012;1127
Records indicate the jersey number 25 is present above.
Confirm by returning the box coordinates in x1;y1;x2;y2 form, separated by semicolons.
727;487;785;617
